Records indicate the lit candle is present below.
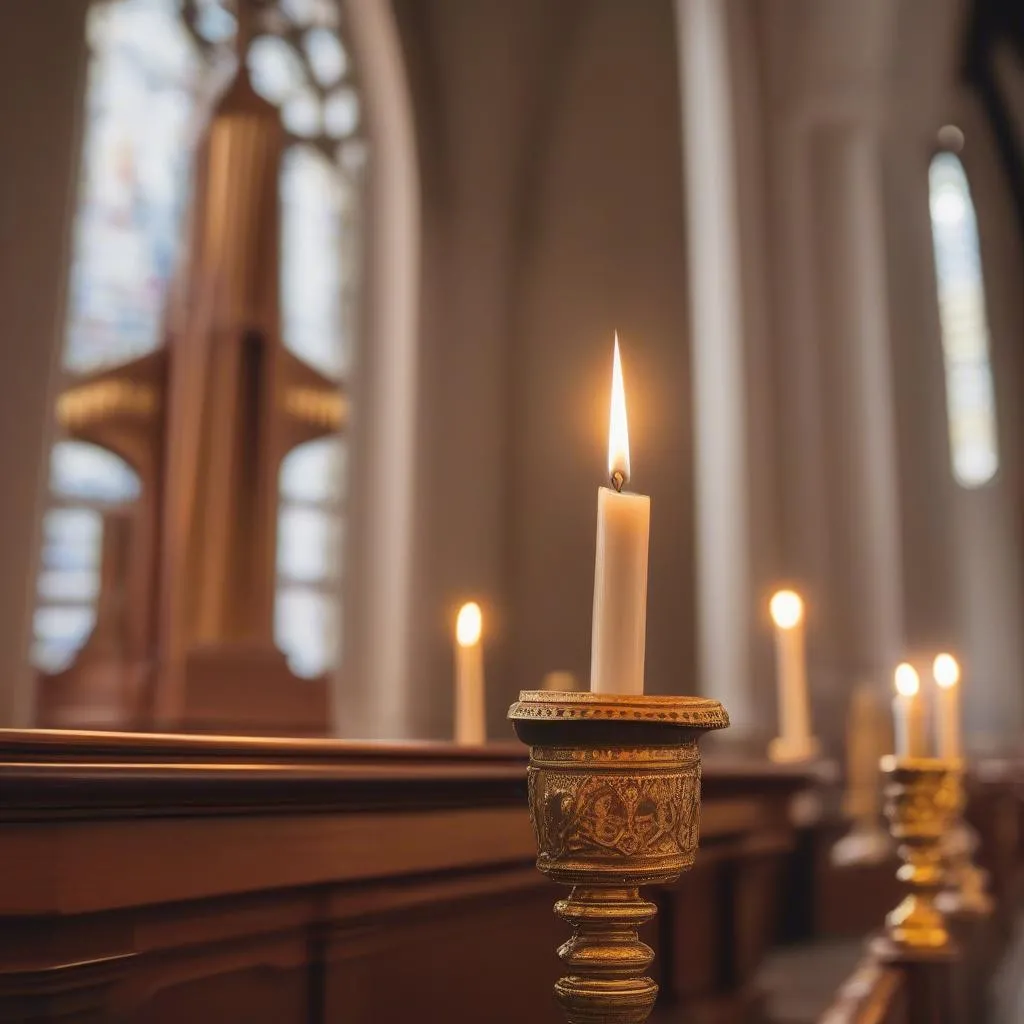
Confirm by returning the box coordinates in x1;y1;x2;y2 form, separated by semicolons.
893;662;927;758
767;589;818;761
933;653;962;760
590;335;650;694
454;601;486;744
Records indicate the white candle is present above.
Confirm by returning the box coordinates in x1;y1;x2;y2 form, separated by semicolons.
893;662;927;758
590;336;650;695
933;653;962;760
454;601;486;744
768;589;816;760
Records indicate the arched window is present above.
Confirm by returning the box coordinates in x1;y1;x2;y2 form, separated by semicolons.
277;437;345;677
928;148;999;488
65;0;204;373
34;442;141;672
34;0;364;679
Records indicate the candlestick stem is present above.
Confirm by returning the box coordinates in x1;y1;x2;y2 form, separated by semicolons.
554;886;658;1023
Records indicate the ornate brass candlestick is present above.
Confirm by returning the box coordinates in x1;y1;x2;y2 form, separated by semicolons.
875;756;961;956
508;691;729;1024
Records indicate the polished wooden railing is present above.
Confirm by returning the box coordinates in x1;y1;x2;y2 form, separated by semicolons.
819;959;907;1024
0;729;815;1024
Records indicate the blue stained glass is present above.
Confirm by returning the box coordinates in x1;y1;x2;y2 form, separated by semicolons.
280;145;347;376
279;436;346;503
33;606;97;673
40;509;103;572
32;451;138;671
304;28;347;86
277;506;337;583
275;437;344;676
928;151;1000;488
248;34;306;104
50;441;142;502
65;0;202;373
275;587;339;678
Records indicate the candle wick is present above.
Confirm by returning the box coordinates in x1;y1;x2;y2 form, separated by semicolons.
611;470;625;493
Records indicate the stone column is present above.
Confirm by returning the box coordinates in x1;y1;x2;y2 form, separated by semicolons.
675;0;754;734
340;0;421;738
882;128;961;655
808;121;904;693
950;99;1024;749
0;1;89;726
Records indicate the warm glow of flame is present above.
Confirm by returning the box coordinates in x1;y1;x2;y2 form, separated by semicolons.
608;333;631;486
456;602;482;647
894;662;920;698
933;653;960;689
769;590;803;630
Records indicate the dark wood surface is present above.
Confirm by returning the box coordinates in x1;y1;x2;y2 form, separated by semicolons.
0;729;817;1024
814;956;908;1024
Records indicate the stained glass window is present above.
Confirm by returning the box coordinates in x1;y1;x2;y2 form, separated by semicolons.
280;145;349;378
276;437;346;677
34;0;363;681
33;442;140;672
929;150;1000;488
66;0;204;374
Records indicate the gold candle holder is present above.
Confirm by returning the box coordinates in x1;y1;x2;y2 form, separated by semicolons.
874;755;961;956
508;691;729;1024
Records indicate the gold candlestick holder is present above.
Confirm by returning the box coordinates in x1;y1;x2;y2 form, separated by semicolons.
874;755;961;957
508;691;729;1024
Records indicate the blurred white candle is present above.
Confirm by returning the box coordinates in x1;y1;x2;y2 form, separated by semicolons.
590;336;650;695
893;663;927;758
768;589;817;760
933;653;962;760
454;601;485;744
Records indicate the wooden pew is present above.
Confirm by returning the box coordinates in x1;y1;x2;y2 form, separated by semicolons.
0;730;555;1024
656;759;817;1022
0;731;814;1024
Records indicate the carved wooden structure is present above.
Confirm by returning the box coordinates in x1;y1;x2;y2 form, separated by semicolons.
37;6;346;736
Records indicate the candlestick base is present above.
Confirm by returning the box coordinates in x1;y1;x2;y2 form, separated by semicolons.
509;691;729;1024
877;756;960;954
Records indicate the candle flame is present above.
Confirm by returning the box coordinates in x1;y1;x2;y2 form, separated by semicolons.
933;653;960;689
608;333;630;487
456;602;482;647
769;589;803;630
894;662;920;697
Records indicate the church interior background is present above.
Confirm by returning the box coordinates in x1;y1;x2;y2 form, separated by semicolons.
1;0;1024;1021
